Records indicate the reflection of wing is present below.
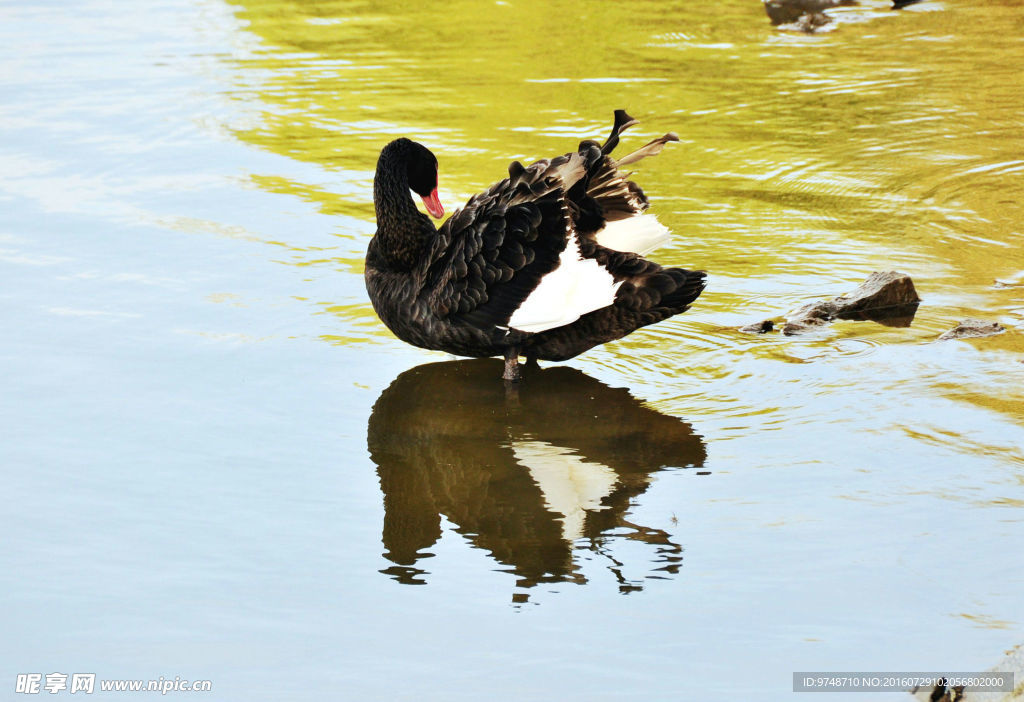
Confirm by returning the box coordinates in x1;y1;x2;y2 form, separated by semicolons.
366;359;707;593
374;431;575;587
512;440;617;542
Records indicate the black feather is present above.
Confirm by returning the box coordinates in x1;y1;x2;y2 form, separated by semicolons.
364;111;706;370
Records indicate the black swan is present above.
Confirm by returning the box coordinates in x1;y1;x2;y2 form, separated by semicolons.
365;110;706;381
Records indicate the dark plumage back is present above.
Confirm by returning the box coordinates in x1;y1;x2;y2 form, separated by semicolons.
366;110;705;373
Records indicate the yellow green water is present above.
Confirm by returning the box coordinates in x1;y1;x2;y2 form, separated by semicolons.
228;0;1024;445
231;0;1023;339
2;0;1022;699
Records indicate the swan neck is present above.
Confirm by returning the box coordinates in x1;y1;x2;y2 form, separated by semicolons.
372;141;434;269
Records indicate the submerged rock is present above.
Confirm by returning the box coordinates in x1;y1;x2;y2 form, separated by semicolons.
739;320;775;334
937;319;1005;341
782;302;835;335
783;271;921;335
794;12;834;32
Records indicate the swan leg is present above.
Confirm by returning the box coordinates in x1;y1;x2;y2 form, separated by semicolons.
503;347;521;382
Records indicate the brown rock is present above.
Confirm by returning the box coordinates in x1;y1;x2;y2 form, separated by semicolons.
763;0;857;25
783;271;921;335
739;320;775;334
832;271;921;317
794;12;834;32
782;302;835;335
937;319;1006;341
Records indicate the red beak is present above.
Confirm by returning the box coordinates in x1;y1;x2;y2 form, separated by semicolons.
421;187;444;219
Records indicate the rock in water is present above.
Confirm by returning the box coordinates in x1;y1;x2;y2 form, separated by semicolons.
782;302;835;335
831;271;921;320
783;271;921;335
739;320;775;334
763;0;857;25
794;12;834;33
937;319;1005;341
910;642;1023;702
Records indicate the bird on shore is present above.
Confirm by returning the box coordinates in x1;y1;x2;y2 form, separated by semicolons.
365;110;706;381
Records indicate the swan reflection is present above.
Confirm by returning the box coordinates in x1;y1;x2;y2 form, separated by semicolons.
367;359;707;596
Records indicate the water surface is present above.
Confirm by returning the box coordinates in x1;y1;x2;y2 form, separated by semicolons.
2;0;1022;699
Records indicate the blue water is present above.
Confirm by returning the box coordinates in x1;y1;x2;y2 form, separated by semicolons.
2;0;1022;700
